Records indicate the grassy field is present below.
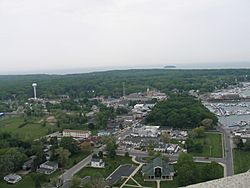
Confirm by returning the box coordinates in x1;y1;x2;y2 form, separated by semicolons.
0;170;64;188
0;175;35;188
190;132;223;158
0;116;58;140
233;149;250;174
76;156;135;179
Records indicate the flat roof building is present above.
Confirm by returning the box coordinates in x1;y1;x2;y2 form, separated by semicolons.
63;129;91;138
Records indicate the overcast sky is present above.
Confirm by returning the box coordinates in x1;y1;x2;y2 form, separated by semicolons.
0;0;250;74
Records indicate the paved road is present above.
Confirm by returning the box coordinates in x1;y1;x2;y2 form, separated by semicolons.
61;154;93;182
217;124;234;176
60;145;106;188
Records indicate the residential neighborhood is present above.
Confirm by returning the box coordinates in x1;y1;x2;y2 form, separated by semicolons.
1;79;250;188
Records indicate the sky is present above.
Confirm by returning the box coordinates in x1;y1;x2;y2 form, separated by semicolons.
0;0;250;74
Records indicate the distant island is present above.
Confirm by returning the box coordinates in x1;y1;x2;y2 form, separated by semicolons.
164;65;176;69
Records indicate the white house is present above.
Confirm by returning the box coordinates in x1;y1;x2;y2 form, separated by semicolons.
37;161;58;174
134;104;145;110
90;158;105;168
4;174;22;184
63;129;91;139
166;144;179;154
97;131;111;137
153;143;167;153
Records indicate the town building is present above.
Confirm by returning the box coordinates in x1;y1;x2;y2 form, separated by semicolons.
131;125;160;138
90;158;105;168
4;174;22;184
37;161;58;175
97;130;111;137
22;155;37;170
63;129;91;139
141;157;174;180
153;143;167;152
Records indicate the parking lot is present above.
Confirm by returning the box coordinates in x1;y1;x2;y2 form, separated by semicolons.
106;164;136;186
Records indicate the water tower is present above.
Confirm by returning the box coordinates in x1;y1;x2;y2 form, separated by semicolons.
32;83;37;99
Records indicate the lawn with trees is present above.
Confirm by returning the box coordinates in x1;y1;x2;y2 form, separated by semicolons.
187;132;223;158
0;116;58;141
133;153;223;188
233;137;250;174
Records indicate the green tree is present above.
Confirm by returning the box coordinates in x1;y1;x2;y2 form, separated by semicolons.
201;118;214;129
233;136;244;149
125;152;130;158
201;161;222;181
243;139;250;151
103;137;117;159
160;132;170;143
71;176;81;188
60;137;80;154
147;140;155;156
177;153;198;186
192;126;205;138
50;176;62;188
0;156;14;178
55;147;71;167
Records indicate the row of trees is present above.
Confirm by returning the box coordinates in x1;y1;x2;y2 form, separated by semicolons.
1;69;249;101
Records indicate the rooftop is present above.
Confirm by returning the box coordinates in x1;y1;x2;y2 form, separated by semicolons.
63;129;90;133
142;157;174;177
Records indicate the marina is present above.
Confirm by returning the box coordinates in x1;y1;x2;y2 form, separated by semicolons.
204;82;250;130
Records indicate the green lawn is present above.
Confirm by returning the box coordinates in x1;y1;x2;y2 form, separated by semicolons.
190;132;223;158
233;149;250;174
195;162;223;178
0;175;35;188
76;156;135;179
0;170;64;188
0;116;58;140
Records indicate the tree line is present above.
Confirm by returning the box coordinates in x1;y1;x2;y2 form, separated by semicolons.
0;69;249;101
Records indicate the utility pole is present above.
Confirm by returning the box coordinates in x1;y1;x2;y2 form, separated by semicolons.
122;82;125;98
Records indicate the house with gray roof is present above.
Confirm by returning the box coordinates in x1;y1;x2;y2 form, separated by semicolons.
37;161;58;174
4;174;22;184
22;155;37;170
141;157;174;181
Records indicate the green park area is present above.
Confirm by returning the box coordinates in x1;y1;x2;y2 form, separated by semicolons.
0;116;58;141
233;150;250;174
189;132;223;158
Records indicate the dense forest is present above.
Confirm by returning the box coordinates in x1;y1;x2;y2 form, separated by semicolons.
147;95;218;128
0;69;249;101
